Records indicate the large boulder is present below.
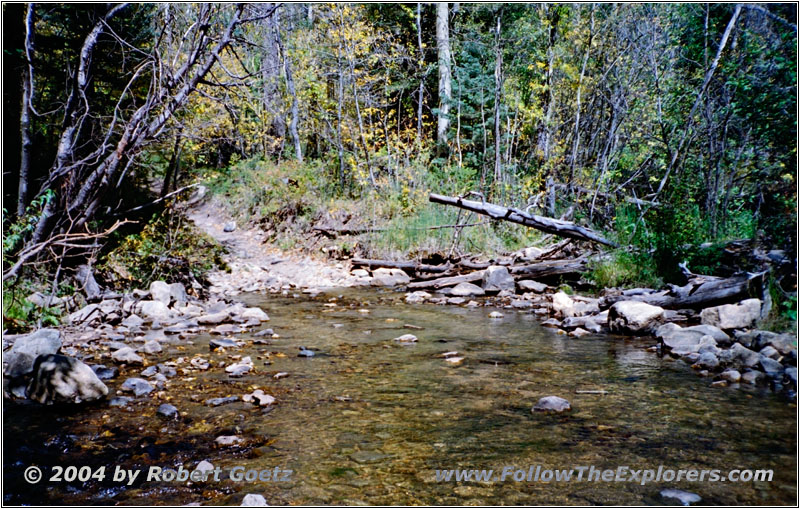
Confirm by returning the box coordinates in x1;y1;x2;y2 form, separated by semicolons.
370;268;411;287
149;281;172;305
169;283;188;304
481;266;515;292
608;301;664;334
656;324;728;355
449;282;485;297
136;300;172;321
700;298;761;330
551;292;576;318
4;329;62;378
26;354;108;404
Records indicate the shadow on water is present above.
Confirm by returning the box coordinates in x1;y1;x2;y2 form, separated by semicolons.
4;287;797;505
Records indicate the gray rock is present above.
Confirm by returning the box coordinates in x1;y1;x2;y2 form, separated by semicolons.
4;328;62;378
158;364;177;377
169;283;188;304
759;356;784;378
350;451;389;464
226;363;252;377
660;488;701;506
720;369;741;383
241;494;268;506
197;311;231;325
157;403;179;419
405;291;431;304
728;343;761;369
449;282;485;297
211;324;244;335
518;280;547;293
692;352;719;370
223;221;237;232
298;346;316;356
91;364;118;380
481;265;515;292
608;301;665;335
27;292;66;308
142;340;163;354
67;304;101;325
121;314;145;329
205;396;240;407
447;297;466;305
511;299;532;309
569;328;591;338
784;366;797;387
682;324;730;346
532;396;572;413
242;389;275;406
112;347;144;365
215;435;243;446
759;345;781;360
149;281;172;305
741;370;764;385
700;298;762;330
136;300;172;321
105;341;129;351
109;396;133;407
210;338;240;350
241;307;270;322
370;268;411;287
120;377;154;397
26;354;108;404
141;366;158;377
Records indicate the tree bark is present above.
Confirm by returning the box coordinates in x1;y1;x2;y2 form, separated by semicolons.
492;11;504;196
435;2;452;148
17;3;35;217
429;193;619;247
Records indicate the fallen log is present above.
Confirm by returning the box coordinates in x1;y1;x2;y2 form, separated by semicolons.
407;270;486;290
351;258;451;274
429;193;618;247
510;258;588;278
599;270;769;310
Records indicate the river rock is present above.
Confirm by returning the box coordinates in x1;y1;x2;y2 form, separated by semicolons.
515;246;544;262
169;283;188;304
298;347;315;357
759;356;784;378
784;366;797;387
720;369;741;383
142;340;163;354
243;389;276;406
196;460;215;474
137;300;172;321
241;307;270;322
27;292;66;308
569;328;591;338
141;366;158;377
210;338;240;350
691;352;719;370
482;266;515;292
67;304;101;325
700;298;761;330
660;488;701;506
741;370;764;385
608;301;664;334
759;345;781;360
205;396;240;407
157;403;179;419
4;328;62;378
532;396;571;413
370;268;411;287
121;377;154;397
149;281;172;305
511;299;532;309
226;363;252;378
112;347;144;365
241;494;268;506
109;396;132;407
518;280;548;293
393;334;418;342
738;330;797;355
197;311;231;325
489;311;504;319
211;324;244;335
26;354;108;404
215;435;243;447
726;343;761;369
682;324;730;346
551;292;575;318
450;282;485;297
405;291;431;304
91;364;118;380
122;314;145;329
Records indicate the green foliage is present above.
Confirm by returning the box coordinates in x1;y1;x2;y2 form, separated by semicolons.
3;189;54;258
2;273;67;332
100;212;226;288
586;251;662;290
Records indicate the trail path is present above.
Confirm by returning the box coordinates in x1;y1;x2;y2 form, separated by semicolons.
187;195;357;294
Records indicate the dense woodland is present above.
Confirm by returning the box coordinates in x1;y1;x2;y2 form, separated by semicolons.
2;3;797;326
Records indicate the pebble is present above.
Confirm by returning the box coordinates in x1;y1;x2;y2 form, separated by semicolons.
157;403;179;419
298;347;315;357
205;396;240;407
109;396;133;408
488;311;504;319
243;389;276;407
215;435;243;447
241;494;268;506
273;372;289;379
393;334;418;343
210;338;240;350
120;377;154;397
532;396;571;413
91;364;118;380
660;488;701;506
112;347;144;365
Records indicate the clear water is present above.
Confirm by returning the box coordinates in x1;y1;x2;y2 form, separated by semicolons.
4;288;796;505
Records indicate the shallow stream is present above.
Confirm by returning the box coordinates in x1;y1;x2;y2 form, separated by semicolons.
4;288;796;505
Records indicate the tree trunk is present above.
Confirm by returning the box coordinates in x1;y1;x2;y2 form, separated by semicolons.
275;16;303;163
416;3;424;146
435;2;451;149
429;193;619;247
568;5;594;188
17;3;35;217
492;11;503;197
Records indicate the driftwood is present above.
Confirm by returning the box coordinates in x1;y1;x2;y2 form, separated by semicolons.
599;270;769;310
429;193;618;247
407;270;486;290
314;221;486;238
510;257;588;278
351;258;451;274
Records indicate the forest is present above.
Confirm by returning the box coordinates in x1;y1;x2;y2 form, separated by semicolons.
3;4;796;303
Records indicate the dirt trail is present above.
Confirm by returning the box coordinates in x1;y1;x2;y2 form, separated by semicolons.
187;194;357;293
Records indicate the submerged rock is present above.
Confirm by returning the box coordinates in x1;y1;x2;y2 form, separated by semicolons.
532;396;571;413
298;346;316;356
392;334;418;343
27;354;108;404
210;338;240;350
405;291;431;304
243;389;276;406
241;494;268;506
205;396;240;407
90;364;118;380
157;403;179;419
660;488;701;506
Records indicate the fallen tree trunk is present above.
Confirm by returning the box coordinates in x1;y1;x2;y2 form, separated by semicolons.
429;193;618;247
599;271;769;310
510;257;588;278
351;258;451;274
407;270;486;290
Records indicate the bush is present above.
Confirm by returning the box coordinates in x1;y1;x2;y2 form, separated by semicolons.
100;211;226;289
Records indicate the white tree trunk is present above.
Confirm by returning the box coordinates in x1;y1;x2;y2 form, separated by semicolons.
436;2;452;146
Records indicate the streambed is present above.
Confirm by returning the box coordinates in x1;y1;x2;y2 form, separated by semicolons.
3;288;796;505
